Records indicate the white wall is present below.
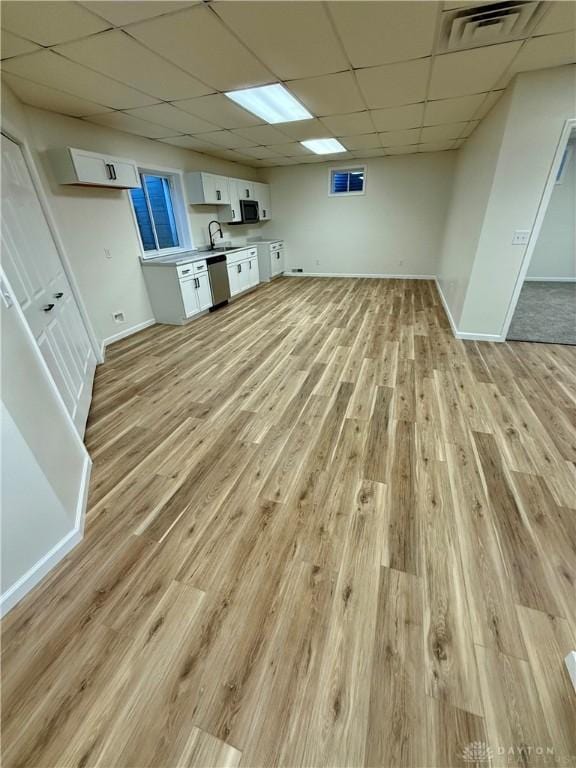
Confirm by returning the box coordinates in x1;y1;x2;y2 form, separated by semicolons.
1;282;89;614
262;152;455;277
1;86;264;346
438;65;576;338
527;141;576;280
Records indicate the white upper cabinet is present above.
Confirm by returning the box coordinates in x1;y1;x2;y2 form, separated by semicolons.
49;147;140;189
185;171;271;222
185;172;230;205
254;181;271;220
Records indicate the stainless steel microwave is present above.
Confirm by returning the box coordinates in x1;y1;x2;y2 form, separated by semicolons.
239;198;260;224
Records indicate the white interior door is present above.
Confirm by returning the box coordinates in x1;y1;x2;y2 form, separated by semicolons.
1;134;96;436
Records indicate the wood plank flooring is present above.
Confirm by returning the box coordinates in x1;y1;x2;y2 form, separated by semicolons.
2;277;576;768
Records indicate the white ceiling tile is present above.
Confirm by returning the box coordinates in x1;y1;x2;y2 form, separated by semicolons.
421;122;468;142
418;141;455;152
385;146;418;155
370;103;424;132
214;1;347;80
460;120;480;137
287;72;365;116
272;143;314;157
276;118;333;141
534;2;576;36
232;125;292;145
237;146;283;159
379;128;420;147
2;72;112;117
423;93;486;125
357;58;431;109
340;133;381;150
171;93;262;129
475;90;504;119
220;150;259;166
509;32;576;74
81;1;198;27
428;42;521;99
2;50;158;109
320;112;374;136
329;1;438;68
0;30;40;59
127;5;274;91
198;131;258;149
125;103;218;133
350;148;386;158
158;135;220;150
55;30;213;101
1;1;110;45
86;111;180;139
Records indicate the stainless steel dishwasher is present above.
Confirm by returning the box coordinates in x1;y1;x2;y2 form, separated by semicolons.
207;253;230;310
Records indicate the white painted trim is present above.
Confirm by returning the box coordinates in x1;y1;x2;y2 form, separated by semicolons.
500;117;576;341
100;317;156;356
0;455;91;617
285;272;436;279
524;276;576;283
435;278;502;342
0;123;103;363
565;651;576;693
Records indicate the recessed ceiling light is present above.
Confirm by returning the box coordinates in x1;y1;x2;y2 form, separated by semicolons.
225;84;312;124
301;138;347;155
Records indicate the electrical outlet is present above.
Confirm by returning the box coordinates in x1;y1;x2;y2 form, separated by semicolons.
292;268;303;273
512;230;530;245
104;248;112;259
112;311;125;323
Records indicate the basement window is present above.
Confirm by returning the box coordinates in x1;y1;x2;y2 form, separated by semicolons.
329;166;366;196
130;169;191;258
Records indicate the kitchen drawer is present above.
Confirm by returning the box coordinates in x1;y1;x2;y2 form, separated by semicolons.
270;241;283;252
178;260;206;278
226;248;256;266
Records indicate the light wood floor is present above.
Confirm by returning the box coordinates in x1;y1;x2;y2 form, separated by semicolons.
2;277;576;768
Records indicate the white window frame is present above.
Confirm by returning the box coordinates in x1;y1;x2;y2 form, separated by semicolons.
129;165;193;260
555;144;573;185
328;165;367;197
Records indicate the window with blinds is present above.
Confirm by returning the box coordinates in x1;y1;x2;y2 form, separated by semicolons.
329;167;366;196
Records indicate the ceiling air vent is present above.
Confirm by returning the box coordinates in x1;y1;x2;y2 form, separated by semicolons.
438;1;546;53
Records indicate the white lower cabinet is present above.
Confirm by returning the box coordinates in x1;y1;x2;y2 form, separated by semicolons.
142;258;213;325
226;248;260;297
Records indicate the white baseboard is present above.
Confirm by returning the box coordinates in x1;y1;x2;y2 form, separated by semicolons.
285;271;436;279
0;455;91;617
565;651;576;692
100;318;156;358
524;276;576;283
434;279;503;343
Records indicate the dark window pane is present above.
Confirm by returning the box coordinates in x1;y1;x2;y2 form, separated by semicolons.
349;172;364;192
143;174;180;249
332;171;349;193
130;185;156;251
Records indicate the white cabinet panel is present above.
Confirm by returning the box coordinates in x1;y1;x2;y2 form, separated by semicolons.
49;147;140;189
185;172;230;205
196;273;212;311
180;277;200;318
254;182;271;220
227;262;241;296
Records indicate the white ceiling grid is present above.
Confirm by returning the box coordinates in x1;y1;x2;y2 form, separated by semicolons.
0;0;574;167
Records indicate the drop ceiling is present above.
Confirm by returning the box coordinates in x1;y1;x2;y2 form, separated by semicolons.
1;0;574;168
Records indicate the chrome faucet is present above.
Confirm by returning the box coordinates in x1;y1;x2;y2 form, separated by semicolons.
208;220;223;250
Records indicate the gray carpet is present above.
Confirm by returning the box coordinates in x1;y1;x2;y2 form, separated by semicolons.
507;281;576;345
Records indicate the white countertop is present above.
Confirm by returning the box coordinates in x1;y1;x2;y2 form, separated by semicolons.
141;246;250;267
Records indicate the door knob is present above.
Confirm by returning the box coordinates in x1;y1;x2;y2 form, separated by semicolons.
43;303;55;312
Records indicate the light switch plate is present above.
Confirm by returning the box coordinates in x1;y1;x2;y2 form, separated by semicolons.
512;230;530;245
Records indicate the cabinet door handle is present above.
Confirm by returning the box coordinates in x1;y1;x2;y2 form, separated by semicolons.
54;291;64;299
237;264;241;273
245;189;250;198
216;190;221;201
43;303;55;312
181;269;191;275
110;164;117;180
263;209;266;218
105;163;113;180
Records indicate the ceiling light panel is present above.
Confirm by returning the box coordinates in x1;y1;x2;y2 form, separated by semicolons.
225;84;312;124
1;1;110;46
301;138;346;154
214;1;348;80
55;30;213;102
329;1;438;68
